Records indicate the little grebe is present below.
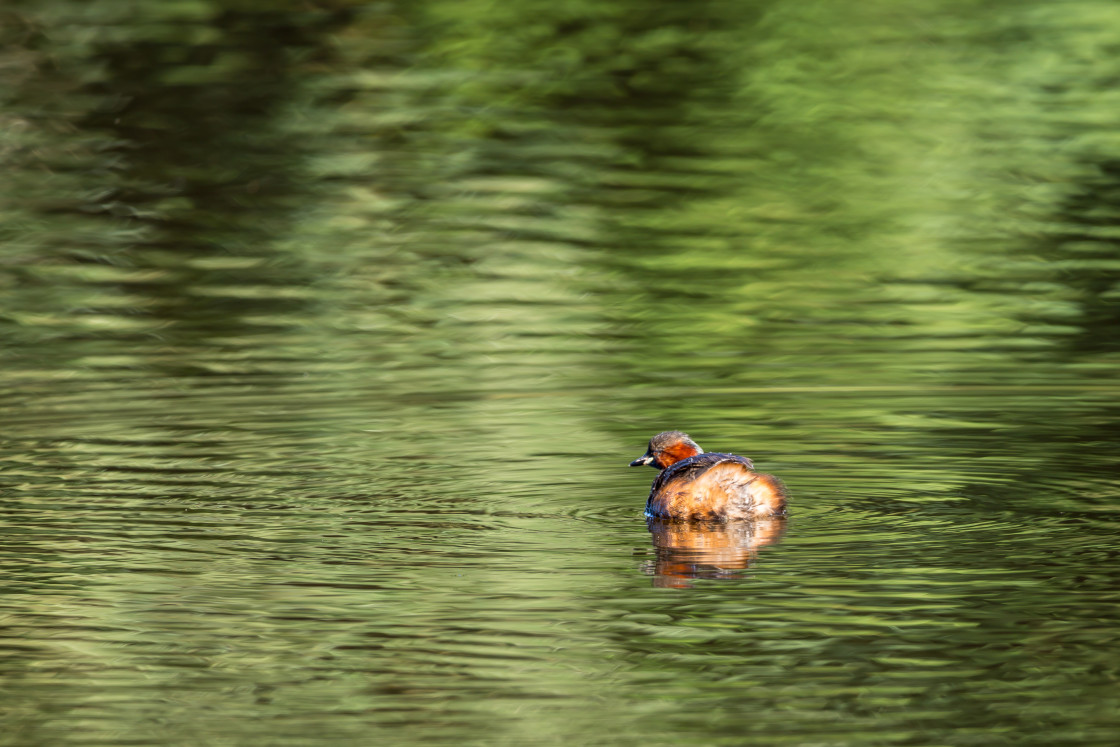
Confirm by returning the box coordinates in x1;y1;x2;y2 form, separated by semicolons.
630;431;788;520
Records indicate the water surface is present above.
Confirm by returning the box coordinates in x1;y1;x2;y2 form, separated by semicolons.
2;1;1120;744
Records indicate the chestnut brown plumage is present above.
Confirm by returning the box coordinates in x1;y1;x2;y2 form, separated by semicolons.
630;431;788;520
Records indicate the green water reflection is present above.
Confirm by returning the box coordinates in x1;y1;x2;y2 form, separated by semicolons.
2;0;1119;745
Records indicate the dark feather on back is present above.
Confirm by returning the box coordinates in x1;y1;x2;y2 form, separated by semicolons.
649;452;754;497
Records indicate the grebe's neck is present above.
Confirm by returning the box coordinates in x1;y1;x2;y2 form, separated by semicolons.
657;440;702;468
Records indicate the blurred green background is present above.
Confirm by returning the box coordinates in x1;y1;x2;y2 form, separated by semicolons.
2;1;1119;745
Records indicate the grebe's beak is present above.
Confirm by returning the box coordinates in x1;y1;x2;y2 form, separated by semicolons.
629;453;655;467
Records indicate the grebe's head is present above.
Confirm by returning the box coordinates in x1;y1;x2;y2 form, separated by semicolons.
629;431;703;470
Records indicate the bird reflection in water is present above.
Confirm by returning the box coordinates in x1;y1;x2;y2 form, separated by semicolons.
642;517;786;588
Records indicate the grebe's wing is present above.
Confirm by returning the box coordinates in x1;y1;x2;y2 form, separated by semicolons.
650;452;754;496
